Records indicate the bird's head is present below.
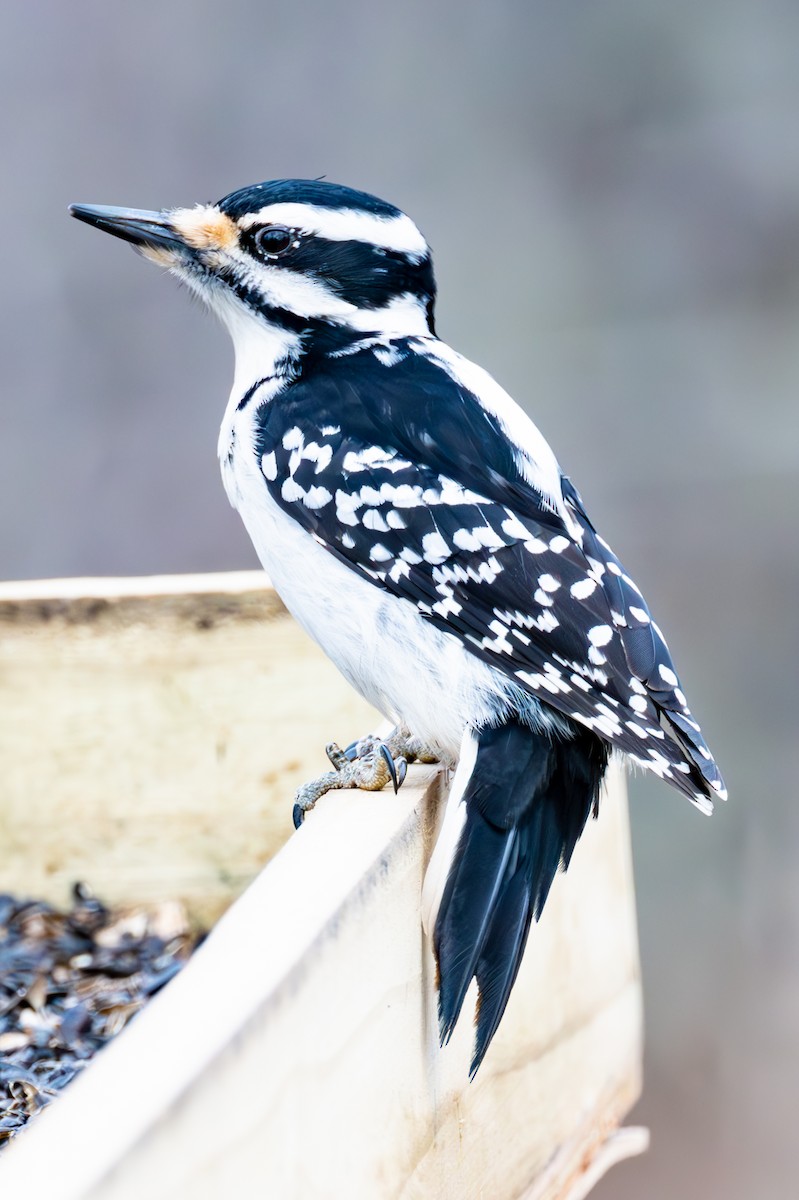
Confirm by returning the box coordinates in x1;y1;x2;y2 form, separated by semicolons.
70;179;437;365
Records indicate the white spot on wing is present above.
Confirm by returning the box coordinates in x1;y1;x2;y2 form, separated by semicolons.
422;531;449;563
433;592;463;618
342;450;367;473
303;442;333;473
335;489;363;526
387;484;422;508
281;478;304;502
570;578;597;600
537;610;559;633
480;618;514;655
452;528;482;552
303;485;332;510
362;508;390;532
389;560;410;581
476;558;502;584
501;513;530;540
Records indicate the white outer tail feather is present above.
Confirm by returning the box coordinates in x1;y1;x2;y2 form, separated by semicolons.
421;728;478;937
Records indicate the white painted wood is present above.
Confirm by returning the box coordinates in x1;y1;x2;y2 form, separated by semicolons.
0;574;645;1197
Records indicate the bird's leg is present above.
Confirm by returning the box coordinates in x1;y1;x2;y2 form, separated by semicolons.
292;737;408;830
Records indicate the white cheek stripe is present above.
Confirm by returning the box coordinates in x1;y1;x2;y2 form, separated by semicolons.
231;251;430;334
239;254;357;320
238;203;429;259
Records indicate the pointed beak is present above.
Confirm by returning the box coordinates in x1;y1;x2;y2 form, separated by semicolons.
69;204;188;256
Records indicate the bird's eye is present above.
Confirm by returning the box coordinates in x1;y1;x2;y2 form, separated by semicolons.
253;225;295;258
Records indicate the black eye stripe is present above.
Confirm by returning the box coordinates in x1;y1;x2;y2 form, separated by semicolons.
235;227;435;319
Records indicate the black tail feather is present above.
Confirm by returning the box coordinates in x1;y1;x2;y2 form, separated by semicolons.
660;708;726;801
472;870;533;1075
432;719;609;1076
436;817;515;1045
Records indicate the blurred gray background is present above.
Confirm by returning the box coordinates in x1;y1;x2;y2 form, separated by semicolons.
1;1;797;1195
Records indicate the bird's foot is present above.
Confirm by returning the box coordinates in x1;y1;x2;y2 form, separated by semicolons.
344;725;440;767
292;736;408;829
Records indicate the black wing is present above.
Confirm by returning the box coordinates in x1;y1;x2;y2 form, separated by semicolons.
254;341;726;808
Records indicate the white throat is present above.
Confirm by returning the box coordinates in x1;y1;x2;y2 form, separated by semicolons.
220;300;303;400
212;297;300;479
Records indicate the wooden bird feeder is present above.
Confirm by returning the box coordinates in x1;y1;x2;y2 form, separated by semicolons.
0;572;647;1198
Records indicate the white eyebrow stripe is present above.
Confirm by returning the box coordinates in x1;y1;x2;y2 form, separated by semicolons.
238;203;428;258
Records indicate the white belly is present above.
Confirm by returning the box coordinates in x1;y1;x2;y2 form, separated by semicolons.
222;435;517;759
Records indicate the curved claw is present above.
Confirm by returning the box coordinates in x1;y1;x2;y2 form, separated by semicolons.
342;739;360;761
379;743;399;792
292;803;304;830
379;743;407;794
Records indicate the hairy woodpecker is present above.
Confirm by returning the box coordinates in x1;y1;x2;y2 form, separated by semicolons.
70;180;726;1076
